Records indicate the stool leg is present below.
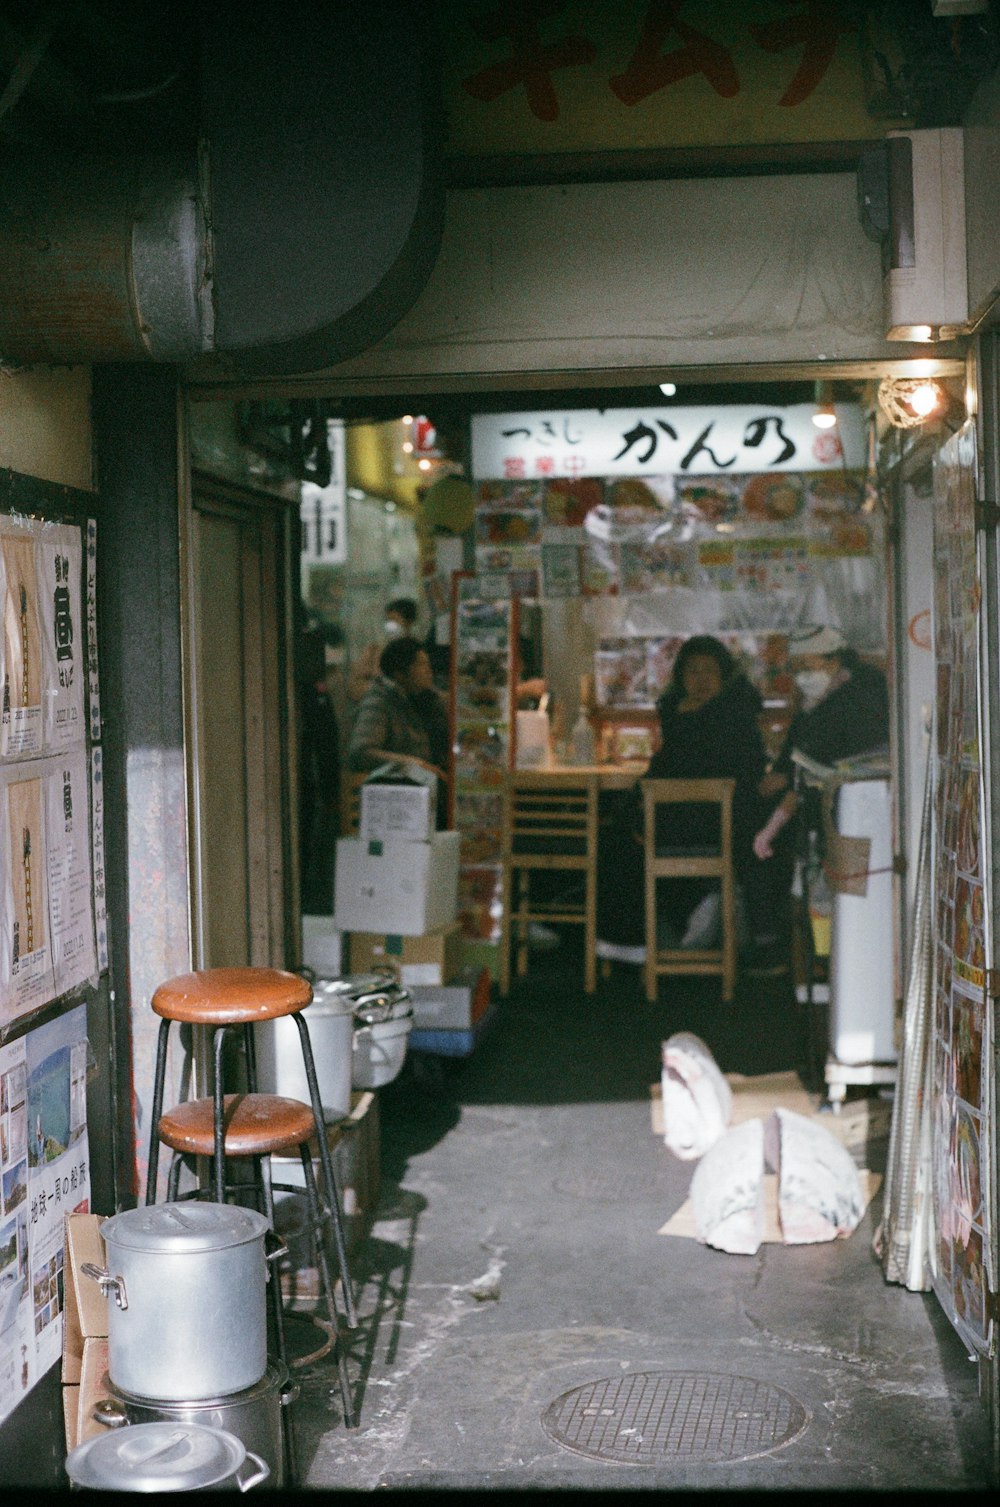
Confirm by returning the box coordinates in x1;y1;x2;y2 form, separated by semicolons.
300;1146;356;1429
291;1015;357;1329
258;1156;299;1486
144;1018;172;1205
243;1021;259;1093
167;1153;184;1202
212;1027;227;1205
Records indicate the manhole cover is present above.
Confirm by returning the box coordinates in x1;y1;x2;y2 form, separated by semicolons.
541;1371;809;1465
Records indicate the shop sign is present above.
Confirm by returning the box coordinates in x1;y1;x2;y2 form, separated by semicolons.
471;403;865;481
441;0;905;159
300;419;346;565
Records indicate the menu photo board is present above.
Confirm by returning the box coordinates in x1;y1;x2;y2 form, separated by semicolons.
450;578;516;943
930;421;994;1359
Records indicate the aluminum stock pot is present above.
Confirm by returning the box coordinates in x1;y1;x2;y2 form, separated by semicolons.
350;978;414;1091
93;1361;296;1490
83;1202;277;1402
65;1420;269;1493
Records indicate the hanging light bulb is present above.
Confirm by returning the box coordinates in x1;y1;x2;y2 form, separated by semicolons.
812;380;837;429
877;376;946;428
907;381;942;418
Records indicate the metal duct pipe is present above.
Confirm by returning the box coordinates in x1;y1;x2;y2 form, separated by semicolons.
0;147;212;363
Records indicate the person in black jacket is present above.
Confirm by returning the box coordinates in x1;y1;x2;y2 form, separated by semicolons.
754;624;890;859
596;634;777;964
752;624;890;967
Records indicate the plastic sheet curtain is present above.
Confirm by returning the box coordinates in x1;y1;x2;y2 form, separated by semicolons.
874;736;935;1290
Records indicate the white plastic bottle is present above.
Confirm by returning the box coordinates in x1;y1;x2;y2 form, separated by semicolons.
571;707;596;765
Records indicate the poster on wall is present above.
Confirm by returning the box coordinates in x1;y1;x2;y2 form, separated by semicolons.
451;581;515;943
0;1002;90;1426
0;752;97;1034
930;420;994;1358
0;522;85;763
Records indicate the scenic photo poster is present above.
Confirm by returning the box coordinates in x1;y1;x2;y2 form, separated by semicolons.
0;1003;90;1426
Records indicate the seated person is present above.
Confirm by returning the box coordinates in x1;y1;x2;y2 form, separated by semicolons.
754;624;890;860
596;635;775;966
348;639;448;823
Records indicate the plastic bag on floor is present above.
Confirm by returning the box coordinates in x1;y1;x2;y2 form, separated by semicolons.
766;1107;864;1243
660;1032;732;1160
688;1108;865;1254
689;1117;765;1254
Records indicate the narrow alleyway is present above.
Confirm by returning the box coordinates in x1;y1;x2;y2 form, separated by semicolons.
287;941;995;1494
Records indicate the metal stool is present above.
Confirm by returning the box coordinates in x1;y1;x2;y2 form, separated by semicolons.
143;967;359;1445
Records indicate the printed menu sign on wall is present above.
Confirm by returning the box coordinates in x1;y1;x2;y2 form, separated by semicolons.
0;520;96;1034
1;522;84;762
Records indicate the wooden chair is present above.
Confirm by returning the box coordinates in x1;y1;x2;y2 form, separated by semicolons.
500;771;600;996
641;778;737;1004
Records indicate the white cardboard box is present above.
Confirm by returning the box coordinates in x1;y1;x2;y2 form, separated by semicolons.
334;830;460;936
301;916;344;977
359;778;436;845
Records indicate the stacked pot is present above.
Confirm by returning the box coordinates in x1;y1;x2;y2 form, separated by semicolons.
255;967;414;1117
75;1201;293;1489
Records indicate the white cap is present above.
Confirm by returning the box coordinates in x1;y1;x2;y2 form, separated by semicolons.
789;624;846;656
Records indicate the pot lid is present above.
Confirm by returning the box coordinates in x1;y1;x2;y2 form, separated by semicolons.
100;1201;270;1254
308;977;366;1016
316;968;400;997
65;1421;253;1492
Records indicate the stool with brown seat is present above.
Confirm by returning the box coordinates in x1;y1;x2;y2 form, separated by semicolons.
144;967;359;1446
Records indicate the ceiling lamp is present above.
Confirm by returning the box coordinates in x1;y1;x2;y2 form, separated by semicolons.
659;381;677;396
812;380;837;429
877;375;946;428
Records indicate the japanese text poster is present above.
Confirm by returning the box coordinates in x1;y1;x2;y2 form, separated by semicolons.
0;1003;90;1426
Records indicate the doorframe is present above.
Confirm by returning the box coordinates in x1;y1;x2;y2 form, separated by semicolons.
180;463;300;975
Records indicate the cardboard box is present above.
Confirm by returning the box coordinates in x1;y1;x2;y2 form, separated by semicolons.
407;963;492;1031
302;915;344;977
348;921;464;985
62;1213;111;1453
359;769;437;845
333;830;460;936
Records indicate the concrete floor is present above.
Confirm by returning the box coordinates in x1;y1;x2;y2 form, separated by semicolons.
284;939;996;1497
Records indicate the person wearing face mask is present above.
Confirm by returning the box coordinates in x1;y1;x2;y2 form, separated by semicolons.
752;624;890;892
347;596;420;705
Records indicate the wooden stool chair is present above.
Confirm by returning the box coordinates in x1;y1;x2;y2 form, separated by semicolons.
499;771;600;996
641;778;738;1004
144;967;359;1442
